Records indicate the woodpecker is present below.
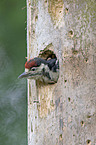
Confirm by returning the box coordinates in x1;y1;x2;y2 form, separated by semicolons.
18;57;59;84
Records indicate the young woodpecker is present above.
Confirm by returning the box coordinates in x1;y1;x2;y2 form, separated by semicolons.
18;57;59;84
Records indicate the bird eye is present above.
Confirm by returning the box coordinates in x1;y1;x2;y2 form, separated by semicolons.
31;68;36;71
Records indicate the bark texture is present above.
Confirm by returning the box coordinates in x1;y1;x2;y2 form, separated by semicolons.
27;0;96;145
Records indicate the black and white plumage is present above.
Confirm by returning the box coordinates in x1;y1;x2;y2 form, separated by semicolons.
18;57;59;84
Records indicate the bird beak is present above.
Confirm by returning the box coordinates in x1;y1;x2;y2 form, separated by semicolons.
18;72;29;79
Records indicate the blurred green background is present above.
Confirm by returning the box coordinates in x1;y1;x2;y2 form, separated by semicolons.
0;0;27;145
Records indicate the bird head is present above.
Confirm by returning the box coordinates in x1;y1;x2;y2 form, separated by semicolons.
18;57;48;80
18;57;59;83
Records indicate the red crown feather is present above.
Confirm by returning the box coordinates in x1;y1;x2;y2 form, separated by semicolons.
25;59;37;69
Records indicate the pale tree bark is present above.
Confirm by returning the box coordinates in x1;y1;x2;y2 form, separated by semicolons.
27;0;96;145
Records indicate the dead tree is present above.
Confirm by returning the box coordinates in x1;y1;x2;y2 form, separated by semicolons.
27;0;96;145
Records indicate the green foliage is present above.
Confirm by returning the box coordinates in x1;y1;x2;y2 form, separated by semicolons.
0;0;27;145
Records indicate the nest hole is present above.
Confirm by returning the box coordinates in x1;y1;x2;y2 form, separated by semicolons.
36;44;59;84
38;45;57;60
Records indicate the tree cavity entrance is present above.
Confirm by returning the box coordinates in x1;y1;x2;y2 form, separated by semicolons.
38;43;57;60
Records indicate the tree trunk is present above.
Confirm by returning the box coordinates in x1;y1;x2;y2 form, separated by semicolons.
27;0;96;145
